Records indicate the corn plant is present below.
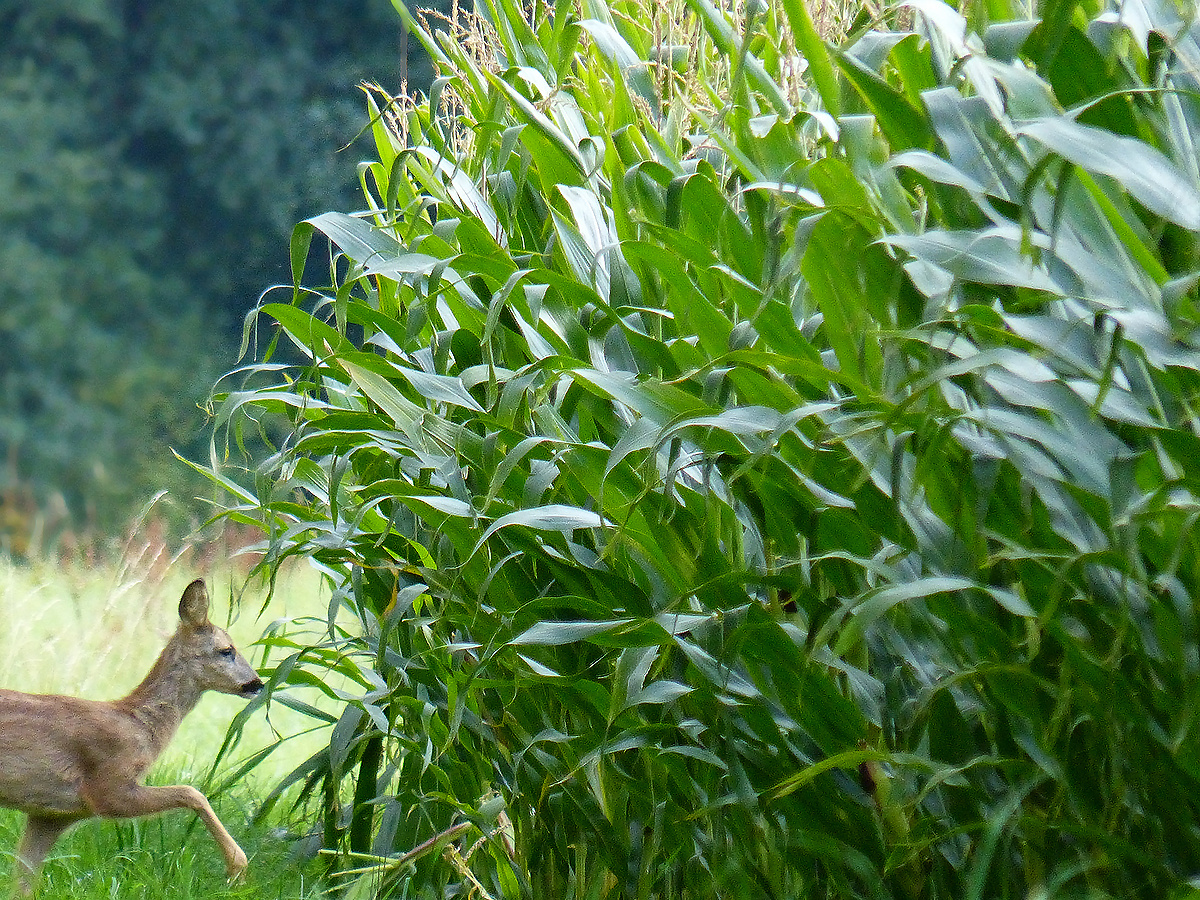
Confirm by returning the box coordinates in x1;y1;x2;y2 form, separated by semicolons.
202;0;1200;895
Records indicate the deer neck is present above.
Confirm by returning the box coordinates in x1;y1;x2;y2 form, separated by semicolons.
116;637;203;754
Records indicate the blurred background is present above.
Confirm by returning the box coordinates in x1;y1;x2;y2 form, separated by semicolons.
0;0;440;554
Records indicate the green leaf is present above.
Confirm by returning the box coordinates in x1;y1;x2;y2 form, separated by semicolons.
390;363;485;412
624;680;693;709
263;302;352;356
684;0;790;114
512;618;634;645
306;211;403;265
473;504;612;556
883;229;1065;292
1017;118;1200;230
779;0;839;116
340;359;426;440
488;70;590;188
577;19;657;107
835;51;933;151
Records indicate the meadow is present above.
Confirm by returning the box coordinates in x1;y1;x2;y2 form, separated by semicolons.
0;549;332;898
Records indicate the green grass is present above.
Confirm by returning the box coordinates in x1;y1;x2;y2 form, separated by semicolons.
0;553;334;898
0;782;322;900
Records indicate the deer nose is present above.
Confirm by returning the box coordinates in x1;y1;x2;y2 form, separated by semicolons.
240;678;265;697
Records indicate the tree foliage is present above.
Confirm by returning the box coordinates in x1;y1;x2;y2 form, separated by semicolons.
211;0;1200;896
0;0;425;537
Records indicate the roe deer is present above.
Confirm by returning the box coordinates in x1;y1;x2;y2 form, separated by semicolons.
0;579;264;895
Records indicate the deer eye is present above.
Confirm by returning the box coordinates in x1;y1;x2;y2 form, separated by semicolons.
219;647;236;659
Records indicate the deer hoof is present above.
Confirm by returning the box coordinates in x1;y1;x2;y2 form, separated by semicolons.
227;849;249;883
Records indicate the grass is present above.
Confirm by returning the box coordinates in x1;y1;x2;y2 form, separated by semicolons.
0;549;335;898
0;787;323;900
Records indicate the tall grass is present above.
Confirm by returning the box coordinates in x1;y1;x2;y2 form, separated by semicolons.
0;792;321;900
203;0;1200;896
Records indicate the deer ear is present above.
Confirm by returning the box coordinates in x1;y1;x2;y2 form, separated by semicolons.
179;579;211;628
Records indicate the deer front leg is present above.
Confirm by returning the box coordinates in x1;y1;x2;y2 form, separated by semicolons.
81;781;249;882
14;815;73;897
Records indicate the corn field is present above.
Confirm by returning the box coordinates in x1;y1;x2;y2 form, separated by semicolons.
201;0;1200;895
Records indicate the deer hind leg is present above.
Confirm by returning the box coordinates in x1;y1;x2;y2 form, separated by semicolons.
81;781;248;882
14;815;73;897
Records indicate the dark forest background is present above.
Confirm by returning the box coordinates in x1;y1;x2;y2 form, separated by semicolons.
0;0;436;544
